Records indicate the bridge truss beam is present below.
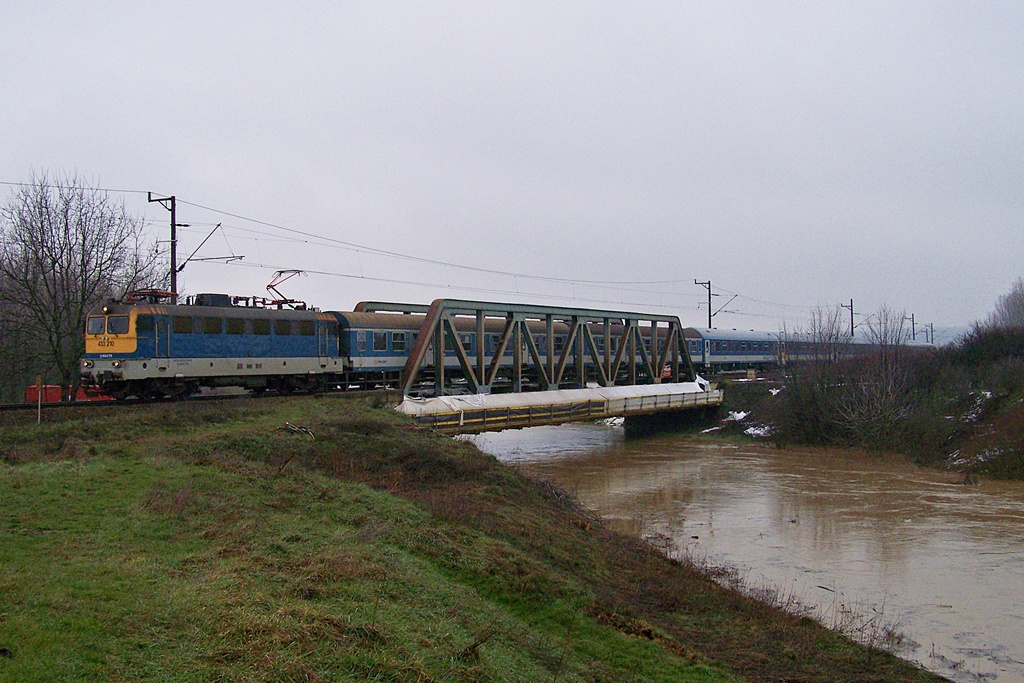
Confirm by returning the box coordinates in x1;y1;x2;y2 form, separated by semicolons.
368;299;695;397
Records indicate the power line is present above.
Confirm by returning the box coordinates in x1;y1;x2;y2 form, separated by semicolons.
2;178;881;326
176;198;696;287
218;259;690;312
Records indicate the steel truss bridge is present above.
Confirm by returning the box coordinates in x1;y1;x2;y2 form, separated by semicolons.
356;299;723;434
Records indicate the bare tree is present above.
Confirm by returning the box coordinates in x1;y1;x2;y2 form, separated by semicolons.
986;277;1024;329
778;305;918;450
828;306;914;448
809;305;853;364
0;172;160;399
776;308;852;444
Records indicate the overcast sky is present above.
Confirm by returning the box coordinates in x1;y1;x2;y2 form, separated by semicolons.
2;2;1021;339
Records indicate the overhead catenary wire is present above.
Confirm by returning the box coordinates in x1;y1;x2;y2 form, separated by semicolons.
2;178;870;323
218;259;688;311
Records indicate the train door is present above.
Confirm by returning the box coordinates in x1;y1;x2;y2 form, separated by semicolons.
704;340;711;366
318;322;329;363
155;319;169;357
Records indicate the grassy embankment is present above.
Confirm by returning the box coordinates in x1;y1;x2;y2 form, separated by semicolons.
0;395;945;682
714;327;1024;480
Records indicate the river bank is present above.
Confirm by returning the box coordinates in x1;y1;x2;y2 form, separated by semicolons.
473;424;1024;682
714;327;1024;480
0;395;944;682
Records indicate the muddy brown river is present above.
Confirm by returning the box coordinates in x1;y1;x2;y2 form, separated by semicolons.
468;423;1024;683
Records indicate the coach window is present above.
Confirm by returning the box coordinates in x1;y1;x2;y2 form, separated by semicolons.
172;316;193;334
357;331;366;352
393;332;406;352
275;319;292;336
204;317;222;334
226;318;244;335
299;320;315;336
253;319;271;335
373;331;387;352
136;315;154;333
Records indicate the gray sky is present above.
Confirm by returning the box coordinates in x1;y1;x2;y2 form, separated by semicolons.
3;2;1021;338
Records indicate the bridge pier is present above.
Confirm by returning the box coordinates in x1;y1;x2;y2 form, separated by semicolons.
623;404;720;438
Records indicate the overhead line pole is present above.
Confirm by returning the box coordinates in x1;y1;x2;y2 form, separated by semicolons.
147;193;188;301
840;298;854;337
695;280;712;328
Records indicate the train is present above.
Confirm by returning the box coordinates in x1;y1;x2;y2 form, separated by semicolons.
80;292;664;399
683;326;933;370
79;291;932;400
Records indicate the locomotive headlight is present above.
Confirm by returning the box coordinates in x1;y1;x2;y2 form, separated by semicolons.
82;360;94;368
111;360;122;368
101;305;111;314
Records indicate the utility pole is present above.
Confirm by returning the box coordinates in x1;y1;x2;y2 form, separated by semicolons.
147;193;188;300
695;280;712;328
906;313;916;341
840;298;854;337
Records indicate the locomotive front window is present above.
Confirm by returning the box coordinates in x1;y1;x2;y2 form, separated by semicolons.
87;316;105;335
107;316;129;335
136;315;154;333
173;316;193;334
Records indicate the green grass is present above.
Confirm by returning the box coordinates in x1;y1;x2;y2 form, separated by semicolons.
0;395;945;682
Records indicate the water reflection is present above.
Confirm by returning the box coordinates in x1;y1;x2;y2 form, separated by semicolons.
469;424;1024;683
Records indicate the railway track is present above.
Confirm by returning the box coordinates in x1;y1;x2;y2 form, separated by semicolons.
0;387;402;414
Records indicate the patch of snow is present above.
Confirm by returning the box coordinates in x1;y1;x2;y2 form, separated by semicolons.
744;425;772;438
701;426;723;433
725;410;749;421
769;388;781;396
976;447;1001;463
601;416;625;428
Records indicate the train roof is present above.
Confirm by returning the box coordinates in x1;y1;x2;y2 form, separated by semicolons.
332;311;427;330
89;301;331;320
684;328;780;342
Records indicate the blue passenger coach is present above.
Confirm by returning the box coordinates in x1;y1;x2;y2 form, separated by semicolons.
683;328;780;370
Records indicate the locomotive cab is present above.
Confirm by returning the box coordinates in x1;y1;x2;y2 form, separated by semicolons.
81;303;147;399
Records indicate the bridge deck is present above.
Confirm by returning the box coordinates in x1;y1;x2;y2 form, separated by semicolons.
396;381;722;434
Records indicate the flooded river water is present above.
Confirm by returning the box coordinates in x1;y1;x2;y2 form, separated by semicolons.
469;423;1024;683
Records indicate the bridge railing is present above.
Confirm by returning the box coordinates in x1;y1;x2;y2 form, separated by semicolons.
358;299;695;396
